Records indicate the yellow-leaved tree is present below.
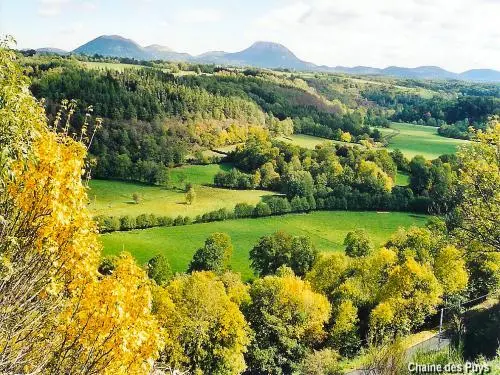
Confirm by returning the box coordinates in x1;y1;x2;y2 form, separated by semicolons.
244;269;331;374
0;41;161;374
152;271;250;375
449;118;500;253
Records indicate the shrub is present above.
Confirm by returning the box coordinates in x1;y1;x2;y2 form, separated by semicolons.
147;254;172;285
158;216;173;227
119;215;136;230
173;215;185;226
234;202;255;218
254;202;271;217
136;214;151;229
266;197;291;215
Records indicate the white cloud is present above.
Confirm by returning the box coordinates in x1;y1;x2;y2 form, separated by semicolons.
37;0;71;17
249;0;500;71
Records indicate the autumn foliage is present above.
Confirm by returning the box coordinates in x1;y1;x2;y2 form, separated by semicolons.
0;43;161;374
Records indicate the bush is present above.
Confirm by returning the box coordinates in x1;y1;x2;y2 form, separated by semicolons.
266;197;291;215
462;302;500;360
119;215;136;231
147;254;172;285
158;216;173;227
299;349;342;375
136;213;152;229
234;202;255;218
363;340;407;375
254;202;271;217
173;215;185;226
94;215;121;232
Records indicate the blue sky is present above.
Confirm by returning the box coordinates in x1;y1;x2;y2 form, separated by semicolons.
1;0;499;72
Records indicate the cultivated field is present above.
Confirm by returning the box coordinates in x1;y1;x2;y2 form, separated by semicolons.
88;164;275;218
100;211;428;279
380;122;468;159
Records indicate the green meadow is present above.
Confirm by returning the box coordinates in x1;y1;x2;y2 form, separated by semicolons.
88;164;275;218
380;122;469;159
100;211;428;279
81;61;146;72
396;171;410;186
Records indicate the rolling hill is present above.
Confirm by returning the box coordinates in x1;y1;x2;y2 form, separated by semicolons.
42;35;500;82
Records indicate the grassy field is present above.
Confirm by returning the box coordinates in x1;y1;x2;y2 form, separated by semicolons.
396;171;410;186
81;61;147;72
100;211;428;279
279;134;333;149
380;122;468;159
88;164;275;218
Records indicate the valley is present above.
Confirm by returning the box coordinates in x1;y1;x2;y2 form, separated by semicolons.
4;40;498;374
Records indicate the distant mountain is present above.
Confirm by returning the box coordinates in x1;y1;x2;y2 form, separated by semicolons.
144;44;192;62
200;41;315;70
65;35;500;82
36;47;68;55
459;69;500;82
380;66;459;80
331;66;383;75
144;44;173;53
73;35;151;60
195;51;228;64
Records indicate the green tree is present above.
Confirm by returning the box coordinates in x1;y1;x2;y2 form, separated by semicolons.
188;233;233;273
234;202;255;218
185;186;196;205
119;215;136;230
447;120;500;253
132;192;141;204
344;229;374;257
155;165;171;187
244;273;331;375
249;231;318;277
147;254;172;285
253;201;271;217
409;155;431;195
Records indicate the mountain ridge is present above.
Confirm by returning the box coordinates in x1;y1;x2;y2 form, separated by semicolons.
39;35;500;82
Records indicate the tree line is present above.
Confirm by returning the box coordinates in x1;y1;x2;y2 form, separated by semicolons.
214;136;456;214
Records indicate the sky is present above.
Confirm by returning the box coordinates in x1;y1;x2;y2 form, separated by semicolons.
1;0;499;72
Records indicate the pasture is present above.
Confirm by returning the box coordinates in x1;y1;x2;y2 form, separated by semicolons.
380;122;468;159
88;164;274;218
100;211;428;279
